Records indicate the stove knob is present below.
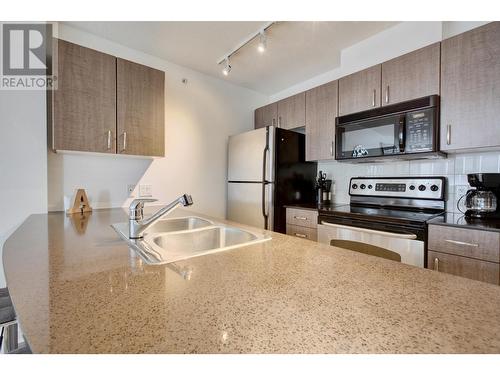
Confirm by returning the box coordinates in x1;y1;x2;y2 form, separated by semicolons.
352;184;358;189
409;185;416;190
360;184;366;189
368;184;373;189
430;184;439;192
418;184;426;191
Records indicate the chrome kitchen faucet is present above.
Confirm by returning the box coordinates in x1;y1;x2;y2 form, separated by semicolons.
128;194;193;239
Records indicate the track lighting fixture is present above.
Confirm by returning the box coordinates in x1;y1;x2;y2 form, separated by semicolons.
222;57;231;76
217;22;276;77
257;31;267;53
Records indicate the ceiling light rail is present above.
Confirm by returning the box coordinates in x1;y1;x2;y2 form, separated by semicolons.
217;21;276;75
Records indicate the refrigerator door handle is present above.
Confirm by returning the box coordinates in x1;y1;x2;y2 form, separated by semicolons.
261;128;270;229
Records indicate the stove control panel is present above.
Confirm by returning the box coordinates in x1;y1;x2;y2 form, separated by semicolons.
349;177;445;199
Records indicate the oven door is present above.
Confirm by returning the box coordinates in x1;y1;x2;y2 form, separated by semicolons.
318;218;424;267
336;114;405;160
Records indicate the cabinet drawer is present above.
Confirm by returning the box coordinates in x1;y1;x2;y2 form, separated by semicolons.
428;225;500;263
428;250;500;285
286;208;318;228
286;224;317;241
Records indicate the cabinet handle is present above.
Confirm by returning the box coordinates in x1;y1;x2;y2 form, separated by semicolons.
372;89;376;107
330;141;334;157
434;257;439;271
278;116;282;128
385;85;390;103
272;118;276;127
445;239;479;247
122;132;127;152
107;130;112;150
294;233;307;238
294;216;308;221
446;124;451;145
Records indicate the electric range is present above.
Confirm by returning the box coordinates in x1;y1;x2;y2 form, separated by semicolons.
318;177;446;267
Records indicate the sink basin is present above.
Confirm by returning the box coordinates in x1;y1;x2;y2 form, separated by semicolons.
153;226;257;254
143;216;213;234
112;216;271;265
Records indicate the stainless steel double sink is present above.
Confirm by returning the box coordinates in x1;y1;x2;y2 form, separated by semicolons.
112;216;271;265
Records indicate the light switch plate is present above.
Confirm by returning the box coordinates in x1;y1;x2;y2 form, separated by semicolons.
139;184;153;197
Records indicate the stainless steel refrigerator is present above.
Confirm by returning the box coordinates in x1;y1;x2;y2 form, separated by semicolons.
227;126;317;233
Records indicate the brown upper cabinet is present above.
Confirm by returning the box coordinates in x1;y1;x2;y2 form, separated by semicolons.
440;22;500;152
117;59;165;157
338;65;381;116
52;40;165;157
277;92;306;129
255;103;278;129
381;43;440;106
53;39;117;153
305;80;338;161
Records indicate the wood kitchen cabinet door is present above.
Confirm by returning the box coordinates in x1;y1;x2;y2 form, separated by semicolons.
440;22;500;152
381;43;440;106
277;92;306;129
428;250;500;285
117;58;165;157
305;80;338;161
53;39;116;153
338;65;381;116
254;103;278;129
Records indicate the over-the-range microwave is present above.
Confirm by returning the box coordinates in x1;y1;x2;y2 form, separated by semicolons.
335;95;445;162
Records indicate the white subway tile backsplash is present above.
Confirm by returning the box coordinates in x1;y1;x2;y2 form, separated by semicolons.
479;153;500;172
319;151;500;209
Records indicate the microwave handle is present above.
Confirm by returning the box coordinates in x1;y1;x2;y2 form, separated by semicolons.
398;115;406;153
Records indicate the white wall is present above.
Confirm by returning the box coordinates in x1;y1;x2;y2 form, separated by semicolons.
0;84;48;287
48;24;268;218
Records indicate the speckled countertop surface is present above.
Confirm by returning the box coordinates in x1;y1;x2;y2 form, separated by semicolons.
3;207;500;354
428;212;500;232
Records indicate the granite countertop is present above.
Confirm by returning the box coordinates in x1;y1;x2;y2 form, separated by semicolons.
3;207;500;353
428;212;500;233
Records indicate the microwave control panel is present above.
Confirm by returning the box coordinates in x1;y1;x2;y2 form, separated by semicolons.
405;108;434;152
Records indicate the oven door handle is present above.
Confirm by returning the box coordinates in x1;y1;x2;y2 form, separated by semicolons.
320;221;417;240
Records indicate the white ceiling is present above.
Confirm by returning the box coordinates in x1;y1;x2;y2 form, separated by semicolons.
64;21;398;95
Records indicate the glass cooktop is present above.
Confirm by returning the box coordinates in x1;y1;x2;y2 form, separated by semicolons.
319;204;444;225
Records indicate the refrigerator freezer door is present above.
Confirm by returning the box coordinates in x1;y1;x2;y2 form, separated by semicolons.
227;182;274;230
228;127;274;182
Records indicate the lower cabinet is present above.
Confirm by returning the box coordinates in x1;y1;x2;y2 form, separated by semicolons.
286;224;317;241
427;224;500;285
285;208;317;241
427;251;499;285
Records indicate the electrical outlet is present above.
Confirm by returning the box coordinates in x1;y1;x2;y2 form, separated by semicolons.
139;184;153;197
127;184;136;197
455;185;469;199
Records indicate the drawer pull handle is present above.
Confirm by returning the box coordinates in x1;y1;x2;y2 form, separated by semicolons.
294;216;308;220
445;239;479;247
434;257;439;271
294;233;307;238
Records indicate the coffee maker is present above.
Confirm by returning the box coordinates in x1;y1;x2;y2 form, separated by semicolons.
465;173;500;219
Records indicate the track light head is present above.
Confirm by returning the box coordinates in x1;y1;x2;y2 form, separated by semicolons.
257;31;267;53
222;57;231;76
